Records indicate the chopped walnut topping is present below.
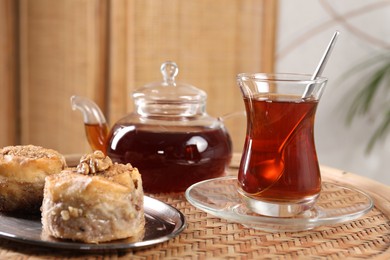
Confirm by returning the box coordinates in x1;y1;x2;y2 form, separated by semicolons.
0;145;61;159
60;210;70;221
77;150;113;175
68;206;82;218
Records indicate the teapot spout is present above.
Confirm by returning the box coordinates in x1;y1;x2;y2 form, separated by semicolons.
70;95;109;152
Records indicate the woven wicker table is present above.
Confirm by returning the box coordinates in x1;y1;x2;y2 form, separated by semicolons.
0;155;389;259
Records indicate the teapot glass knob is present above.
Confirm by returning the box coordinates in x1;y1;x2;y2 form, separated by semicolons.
160;61;178;86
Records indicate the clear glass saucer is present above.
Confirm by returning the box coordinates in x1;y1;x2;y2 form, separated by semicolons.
185;176;374;232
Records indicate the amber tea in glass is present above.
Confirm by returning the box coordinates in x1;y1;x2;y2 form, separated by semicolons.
237;73;327;217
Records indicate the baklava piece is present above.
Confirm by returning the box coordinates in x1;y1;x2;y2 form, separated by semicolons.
0;145;66;213
41;151;145;243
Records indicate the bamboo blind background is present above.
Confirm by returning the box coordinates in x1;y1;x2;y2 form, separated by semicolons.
0;0;277;154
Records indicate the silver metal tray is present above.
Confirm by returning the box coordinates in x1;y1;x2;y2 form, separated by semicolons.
0;196;186;251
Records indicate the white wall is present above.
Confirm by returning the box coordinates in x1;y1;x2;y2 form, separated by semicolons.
276;0;390;185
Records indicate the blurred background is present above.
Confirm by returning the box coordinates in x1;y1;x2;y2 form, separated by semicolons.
1;0;389;184
277;0;390;185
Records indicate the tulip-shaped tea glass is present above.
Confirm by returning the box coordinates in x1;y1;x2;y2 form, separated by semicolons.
237;73;327;217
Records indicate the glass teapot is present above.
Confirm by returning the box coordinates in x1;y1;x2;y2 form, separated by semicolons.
71;61;232;193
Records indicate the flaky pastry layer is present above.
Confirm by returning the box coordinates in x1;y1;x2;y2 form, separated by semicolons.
41;163;145;243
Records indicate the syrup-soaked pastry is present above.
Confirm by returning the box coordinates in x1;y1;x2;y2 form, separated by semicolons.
0;145;66;213
41;151;145;243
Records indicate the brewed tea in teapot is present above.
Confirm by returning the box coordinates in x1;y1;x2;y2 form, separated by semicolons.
72;61;232;193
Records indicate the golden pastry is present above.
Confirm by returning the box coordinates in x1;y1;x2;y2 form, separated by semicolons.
0;145;66;213
41;151;145;243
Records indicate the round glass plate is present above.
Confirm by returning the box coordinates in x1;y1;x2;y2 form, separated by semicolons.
185;176;373;232
0;196;186;251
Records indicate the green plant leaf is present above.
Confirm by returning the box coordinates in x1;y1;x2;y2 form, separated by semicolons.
346;62;390;124
341;53;390;152
339;53;390;84
366;109;390;153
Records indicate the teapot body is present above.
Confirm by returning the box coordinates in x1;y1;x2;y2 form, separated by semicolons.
105;113;232;193
72;61;233;193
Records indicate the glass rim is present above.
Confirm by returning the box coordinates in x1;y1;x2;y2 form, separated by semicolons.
237;73;328;84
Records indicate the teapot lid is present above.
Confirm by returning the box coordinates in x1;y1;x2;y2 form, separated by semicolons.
133;61;207;117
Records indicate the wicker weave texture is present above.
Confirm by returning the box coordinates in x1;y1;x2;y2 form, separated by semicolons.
132;194;390;260
0;166;389;259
